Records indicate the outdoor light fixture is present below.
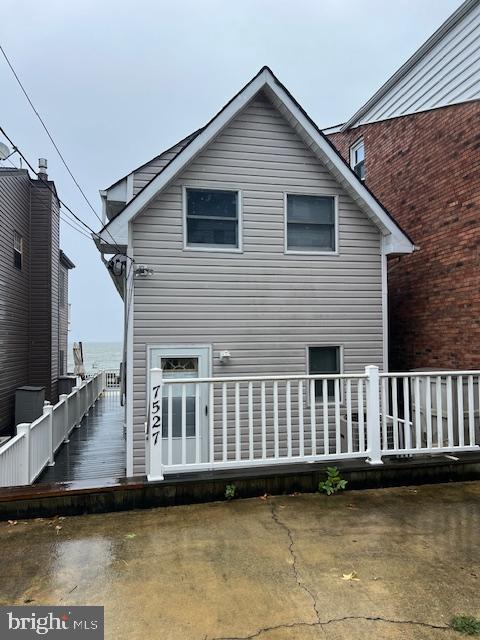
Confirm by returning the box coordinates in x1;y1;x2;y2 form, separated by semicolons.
134;264;154;278
219;351;231;364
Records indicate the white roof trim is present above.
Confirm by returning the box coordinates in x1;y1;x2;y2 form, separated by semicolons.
99;68;414;254
341;0;478;131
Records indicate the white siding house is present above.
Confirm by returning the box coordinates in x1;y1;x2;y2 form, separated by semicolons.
96;68;414;475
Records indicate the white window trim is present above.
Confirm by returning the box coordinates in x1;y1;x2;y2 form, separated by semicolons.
182;185;243;253
13;230;23;269
349;138;365;178
305;344;344;406
284;192;339;256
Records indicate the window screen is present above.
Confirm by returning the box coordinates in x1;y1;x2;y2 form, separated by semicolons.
308;346;341;400
186;188;238;248
286;195;335;251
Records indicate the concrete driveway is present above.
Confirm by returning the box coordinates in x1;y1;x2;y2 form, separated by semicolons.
1;482;479;639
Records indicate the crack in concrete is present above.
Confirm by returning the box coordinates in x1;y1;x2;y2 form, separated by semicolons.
268;502;322;626
207;502;452;640
210;616;451;640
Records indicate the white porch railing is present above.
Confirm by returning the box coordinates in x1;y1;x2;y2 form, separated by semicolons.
0;373;105;487
98;369;120;390
148;367;480;481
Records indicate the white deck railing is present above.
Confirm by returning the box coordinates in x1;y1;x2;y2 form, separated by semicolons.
87;369;120;390
0;373;105;487
380;371;480;455
148;367;480;481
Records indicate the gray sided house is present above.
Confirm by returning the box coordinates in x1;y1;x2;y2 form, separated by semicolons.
96;68;414;475
0;161;74;435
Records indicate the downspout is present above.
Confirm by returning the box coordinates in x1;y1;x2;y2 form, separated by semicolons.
381;235;388;373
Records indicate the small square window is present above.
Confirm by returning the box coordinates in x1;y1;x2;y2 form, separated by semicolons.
14;231;23;270
185;188;239;249
308;346;341;400
350;139;365;180
286;194;336;252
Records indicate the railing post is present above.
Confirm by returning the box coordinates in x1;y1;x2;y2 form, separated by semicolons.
43;401;55;466
365;365;383;465
147;368;164;481
72;385;83;429
60;393;70;443
16;423;31;485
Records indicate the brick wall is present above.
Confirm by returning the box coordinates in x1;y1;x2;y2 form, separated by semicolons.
329;101;480;370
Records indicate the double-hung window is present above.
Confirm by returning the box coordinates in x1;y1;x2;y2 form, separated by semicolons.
14;231;23;270
308;346;341;401
350;138;365;180
185;188;240;250
286;194;336;253
59;268;66;307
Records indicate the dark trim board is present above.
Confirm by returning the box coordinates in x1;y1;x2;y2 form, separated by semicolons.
1;454;480;520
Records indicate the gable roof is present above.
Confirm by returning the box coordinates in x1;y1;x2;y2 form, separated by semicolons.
103;128;204;193
340;0;480;131
98;67;414;255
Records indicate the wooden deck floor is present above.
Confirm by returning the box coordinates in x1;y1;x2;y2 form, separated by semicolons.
38;391;125;483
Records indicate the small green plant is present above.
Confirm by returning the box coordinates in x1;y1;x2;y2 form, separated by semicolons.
450;615;480;636
318;467;348;495
225;484;236;500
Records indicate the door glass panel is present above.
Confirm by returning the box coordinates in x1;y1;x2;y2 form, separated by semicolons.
161;357;198;438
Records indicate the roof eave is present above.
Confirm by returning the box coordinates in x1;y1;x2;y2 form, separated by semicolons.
100;66;413;252
59;250;75;269
340;0;478;131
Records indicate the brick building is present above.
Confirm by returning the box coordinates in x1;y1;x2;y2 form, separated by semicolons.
327;0;480;371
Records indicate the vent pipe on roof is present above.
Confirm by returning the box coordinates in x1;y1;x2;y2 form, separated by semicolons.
38;158;48;180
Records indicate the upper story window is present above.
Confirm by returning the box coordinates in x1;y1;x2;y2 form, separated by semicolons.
59;268;66;307
13;231;23;270
350;138;365;180
285;194;337;253
185;188;240;250
308;345;341;401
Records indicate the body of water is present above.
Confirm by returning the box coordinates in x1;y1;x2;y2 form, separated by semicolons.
68;341;122;373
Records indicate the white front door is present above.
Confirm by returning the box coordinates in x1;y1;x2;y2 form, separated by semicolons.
150;346;210;466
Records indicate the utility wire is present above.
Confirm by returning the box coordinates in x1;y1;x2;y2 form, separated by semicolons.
0;124;128;255
0;43;124;251
3;140;94;241
0;43;101;223
60;213;93;240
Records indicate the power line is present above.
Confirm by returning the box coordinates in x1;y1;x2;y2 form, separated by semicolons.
60;213;93;240
0;124;127;255
0;43;102;224
0;43;123;251
3;145;94;240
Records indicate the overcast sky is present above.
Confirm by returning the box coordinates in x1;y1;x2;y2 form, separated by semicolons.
1;0;462;342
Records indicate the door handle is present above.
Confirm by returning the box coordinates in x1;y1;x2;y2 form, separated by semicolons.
205;405;208;417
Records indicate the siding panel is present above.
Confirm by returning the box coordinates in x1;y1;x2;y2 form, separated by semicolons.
354;1;480;126
131;93;383;473
0;171;30;433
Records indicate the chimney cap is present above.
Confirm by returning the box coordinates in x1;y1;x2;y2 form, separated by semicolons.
38;158;48;180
